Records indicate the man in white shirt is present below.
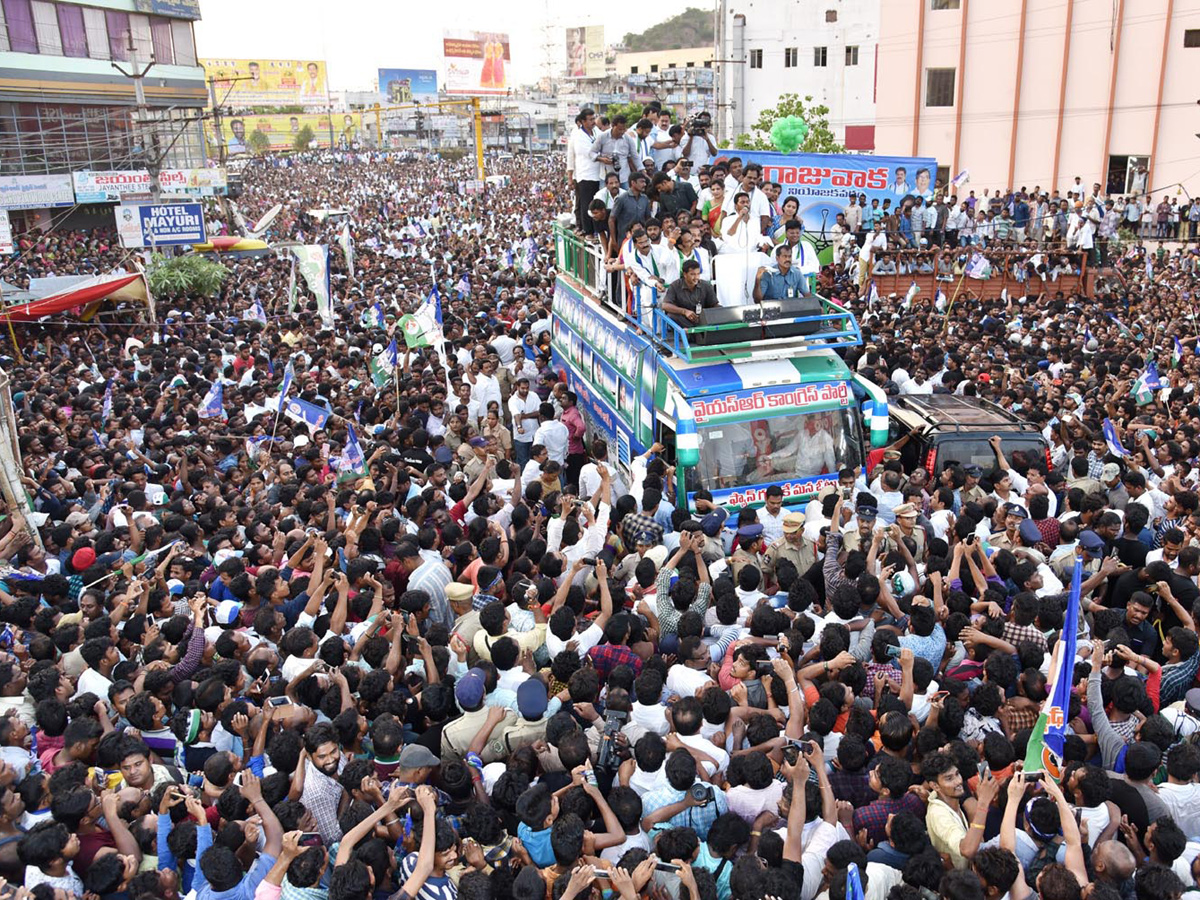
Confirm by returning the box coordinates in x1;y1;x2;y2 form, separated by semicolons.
467;358;502;418
507;377;540;468
571;108;604;234
532;402;569;465
721;163;772;236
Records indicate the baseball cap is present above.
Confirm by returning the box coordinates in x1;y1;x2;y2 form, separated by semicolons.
782;513;805;534
1078;530;1106;554
1186;688;1200;717
215;600;242;626
517;679;549;720
397;744;441;769
166;579;186;596
454;668;486;709
71;548;96;571
1101;462;1121;481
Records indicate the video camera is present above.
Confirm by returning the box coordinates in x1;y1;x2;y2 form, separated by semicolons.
594;709;628;771
686;111;712;137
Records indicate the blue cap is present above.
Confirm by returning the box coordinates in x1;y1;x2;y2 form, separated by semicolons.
736;523;764;540
1079;530;1106;554
700;508;728;537
455;668;487;709
1003;502;1029;519
1018;518;1041;545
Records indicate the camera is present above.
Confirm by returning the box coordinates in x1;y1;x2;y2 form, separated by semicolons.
886;644;903;659
595;709;628;772
754;660;775;677
686;110;712;137
689;783;714;805
782;739;803;764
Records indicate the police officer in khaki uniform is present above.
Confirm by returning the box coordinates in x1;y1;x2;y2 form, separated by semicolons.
762;512;816;589
987;502;1028;552
891;502;927;564
441;668;516;765
961;463;989;506
730;523;765;582
842;503;886;555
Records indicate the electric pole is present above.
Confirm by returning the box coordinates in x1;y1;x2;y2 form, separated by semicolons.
112;30;160;203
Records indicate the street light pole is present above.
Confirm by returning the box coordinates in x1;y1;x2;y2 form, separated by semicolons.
111;30;159;202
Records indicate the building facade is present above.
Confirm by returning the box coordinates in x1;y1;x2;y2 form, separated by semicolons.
718;0;878;149
875;0;1200;195
0;0;207;179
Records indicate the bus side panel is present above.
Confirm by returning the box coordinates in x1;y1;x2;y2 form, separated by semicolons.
551;345;642;468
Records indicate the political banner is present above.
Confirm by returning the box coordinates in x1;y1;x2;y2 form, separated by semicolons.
201;58;329;108
378;68;438;105
735;151;939;238
291;245;332;327
0;174;75;210
565;26;605;78
215;113;362;155
115;203;207;249
443;30;510;95
73;168;228;203
0;211;12;255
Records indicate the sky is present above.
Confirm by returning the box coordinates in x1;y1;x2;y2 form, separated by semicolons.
193;0;703;93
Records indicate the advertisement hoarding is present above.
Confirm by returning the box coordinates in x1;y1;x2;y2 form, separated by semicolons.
378;69;438;106
0;174;75;210
565;26;605;78
0;211;12;254
201;59;329;108
115;203;207;249
737;151;939;237
214;113;363;155
443;30;510;95
73;169;228;203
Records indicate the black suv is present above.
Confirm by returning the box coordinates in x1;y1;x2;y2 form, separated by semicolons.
887;394;1052;476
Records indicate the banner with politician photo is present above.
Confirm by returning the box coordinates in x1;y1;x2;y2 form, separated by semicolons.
201;58;329;108
214;113;362;155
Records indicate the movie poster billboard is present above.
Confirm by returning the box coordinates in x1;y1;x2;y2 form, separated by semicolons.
378;69;438;106
215;113;362;155
201;59;329;108
565;26;605;78
736;151;939;238
443;30;510;95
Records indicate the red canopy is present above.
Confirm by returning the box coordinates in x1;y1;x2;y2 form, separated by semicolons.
0;273;148;323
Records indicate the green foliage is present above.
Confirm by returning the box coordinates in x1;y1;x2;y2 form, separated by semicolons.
602;100;661;125
731;94;845;154
622;7;713;52
292;125;315;152
247;130;272;155
147;254;230;298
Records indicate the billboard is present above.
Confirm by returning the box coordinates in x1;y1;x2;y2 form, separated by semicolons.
378;69;438;106
443;30;510;95
0;174;74;210
566;26;605;78
201;59;329;108
215;113;363;155
73;169;227;203
115;203;207;249
737;151;939;237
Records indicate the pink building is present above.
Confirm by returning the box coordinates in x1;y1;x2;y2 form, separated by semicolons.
876;0;1200;197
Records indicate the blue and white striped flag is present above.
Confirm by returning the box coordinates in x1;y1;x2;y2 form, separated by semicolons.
101;380;113;422
283;397;331;432
1174;337;1186;369
1102;418;1128;457
277;361;294;415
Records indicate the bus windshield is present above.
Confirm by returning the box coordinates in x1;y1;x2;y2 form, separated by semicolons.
692;407;863;492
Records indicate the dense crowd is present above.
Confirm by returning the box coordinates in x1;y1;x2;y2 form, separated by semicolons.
0;126;1195;900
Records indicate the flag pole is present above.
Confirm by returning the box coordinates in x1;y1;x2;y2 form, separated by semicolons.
941;269;969;333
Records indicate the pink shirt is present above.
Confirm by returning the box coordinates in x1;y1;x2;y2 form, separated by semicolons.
562;406;586;455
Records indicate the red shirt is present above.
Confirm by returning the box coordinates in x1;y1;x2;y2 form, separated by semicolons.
562;406;586;455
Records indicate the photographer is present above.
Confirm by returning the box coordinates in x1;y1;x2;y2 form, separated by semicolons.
681;111;718;168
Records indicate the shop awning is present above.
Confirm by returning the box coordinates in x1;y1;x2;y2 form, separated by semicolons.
0;272;148;322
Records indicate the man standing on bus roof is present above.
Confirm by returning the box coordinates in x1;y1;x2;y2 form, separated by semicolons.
610;173;650;259
753;244;809;303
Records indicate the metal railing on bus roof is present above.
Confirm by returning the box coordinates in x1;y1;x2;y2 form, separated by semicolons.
553;223;862;363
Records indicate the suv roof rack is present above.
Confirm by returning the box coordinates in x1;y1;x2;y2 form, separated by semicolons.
891;395;1044;434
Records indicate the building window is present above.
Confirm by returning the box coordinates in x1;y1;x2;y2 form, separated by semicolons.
749;48;762;68
845;45;859;65
82;7;109;60
170;19;195;66
1185;29;1200;47
650;63;658;73
105;10;129;60
630;65;638;74
784;47;798;67
30;0;60;54
932;0;961;8
57;4;87;57
813;46;827;67
150;16;172;64
686;61;695;67
825;9;837;21
668;62;675;68
926;67;956;106
703;60;712;67
2;0;36;54
129;14;151;61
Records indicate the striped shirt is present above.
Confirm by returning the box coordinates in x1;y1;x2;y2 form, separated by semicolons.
408;558;454;629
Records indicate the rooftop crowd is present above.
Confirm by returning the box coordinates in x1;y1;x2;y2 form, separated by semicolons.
0;113;1193;900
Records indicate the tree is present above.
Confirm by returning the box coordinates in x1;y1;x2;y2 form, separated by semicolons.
247;130;272;155
293;124;315;152
146;254;230;298
623;8;713;52
601;100;664;125
726;94;845;154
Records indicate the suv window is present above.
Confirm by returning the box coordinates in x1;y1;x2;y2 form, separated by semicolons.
929;437;1047;473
